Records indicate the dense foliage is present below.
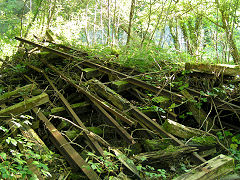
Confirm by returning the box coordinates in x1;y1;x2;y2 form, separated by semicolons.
0;0;240;64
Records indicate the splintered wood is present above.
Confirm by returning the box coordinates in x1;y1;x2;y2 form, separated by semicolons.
175;154;234;180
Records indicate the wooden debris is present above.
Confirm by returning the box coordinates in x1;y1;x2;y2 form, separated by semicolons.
185;63;240;76
88;79;130;110
143;139;174;152
15;37;184;103
32;107;101;180
112;149;141;179
181;89;217;131
134;146;198;165
111;80;132;92
0;84;37;104
82;68;101;79
0;93;49;119
175;154;234;180
163;119;204;139
50;101;91;115
36;62;136;144
28;65;105;157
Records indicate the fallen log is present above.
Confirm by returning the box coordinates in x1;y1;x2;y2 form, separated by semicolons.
175;154;234;180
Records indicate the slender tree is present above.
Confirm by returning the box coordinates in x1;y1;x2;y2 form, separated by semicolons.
126;0;135;45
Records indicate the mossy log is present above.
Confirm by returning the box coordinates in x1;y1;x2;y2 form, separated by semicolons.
162;119;204;139
0;93;49;119
175;154;234;180
82;68;102;79
133;146;198;165
50;101;91;115
111;80;133;92
143;139;173;151
181;89;217;131
88;79;130;110
0;84;37;104
185;63;240;76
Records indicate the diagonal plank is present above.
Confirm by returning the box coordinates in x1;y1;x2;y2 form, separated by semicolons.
32;107;101;180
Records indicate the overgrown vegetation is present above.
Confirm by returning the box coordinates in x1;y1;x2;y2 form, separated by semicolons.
0;0;240;179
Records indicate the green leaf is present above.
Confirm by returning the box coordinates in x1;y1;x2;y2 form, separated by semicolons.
230;144;238;150
0;126;8;132
224;131;233;137
0;153;7;160
11;138;18;146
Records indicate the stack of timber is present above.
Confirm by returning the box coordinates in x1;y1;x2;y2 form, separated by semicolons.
0;36;238;179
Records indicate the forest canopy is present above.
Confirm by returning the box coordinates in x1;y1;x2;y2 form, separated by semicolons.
0;0;240;64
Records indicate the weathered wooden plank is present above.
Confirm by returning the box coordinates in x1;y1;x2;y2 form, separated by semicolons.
0;93;49;119
134;146;198;165
28;64;105;157
0;84;37;104
111;80;132;92
88;79;130;110
50;101;91;115
7;119;45;179
181;89;217;131
175;154;234;180
163;119;204;139
32;107;101;180
82;68;102;79
185;63;240;76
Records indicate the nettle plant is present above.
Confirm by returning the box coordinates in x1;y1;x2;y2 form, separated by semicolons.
0;116;53;179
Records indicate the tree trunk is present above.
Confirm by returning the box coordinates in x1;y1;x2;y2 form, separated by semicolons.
169;19;180;50
126;0;135;45
141;0;152;47
107;0;111;44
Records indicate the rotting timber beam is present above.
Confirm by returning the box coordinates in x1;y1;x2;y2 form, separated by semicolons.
28;64;135;145
15;37;183;102
0;93;49;119
0;84;37;104
32;107;101;180
28;65;105;157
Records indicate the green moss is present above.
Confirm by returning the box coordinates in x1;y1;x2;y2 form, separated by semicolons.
87;127;103;135
191;136;216;146
82;68;96;72
152;96;170;103
113;81;129;86
143;139;172;151
164;145;180;152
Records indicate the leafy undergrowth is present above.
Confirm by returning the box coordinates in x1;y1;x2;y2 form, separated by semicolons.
0;43;239;179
